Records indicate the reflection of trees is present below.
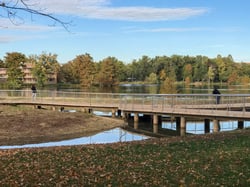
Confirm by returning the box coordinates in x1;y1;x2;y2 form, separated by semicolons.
119;128;127;142
159;77;177;94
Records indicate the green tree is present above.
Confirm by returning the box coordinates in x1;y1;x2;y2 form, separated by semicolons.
215;55;227;82
170;55;184;81
130;56;153;81
30;52;59;87
237;63;250;77
0;59;4;68
58;62;75;83
193;56;208;82
4;52;26;88
114;60;128;82
207;66;215;85
145;73;158;84
152;56;169;82
97;57;119;87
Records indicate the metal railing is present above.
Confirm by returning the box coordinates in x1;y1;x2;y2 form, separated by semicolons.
1;90;250;112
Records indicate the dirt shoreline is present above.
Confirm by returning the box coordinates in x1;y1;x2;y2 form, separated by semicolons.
0;105;126;146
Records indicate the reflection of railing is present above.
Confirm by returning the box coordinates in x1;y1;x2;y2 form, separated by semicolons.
1;90;250;114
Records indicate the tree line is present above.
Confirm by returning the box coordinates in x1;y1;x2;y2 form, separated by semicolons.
1;52;250;90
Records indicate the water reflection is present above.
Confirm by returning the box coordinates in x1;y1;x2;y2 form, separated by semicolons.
162;121;250;134
0;128;149;150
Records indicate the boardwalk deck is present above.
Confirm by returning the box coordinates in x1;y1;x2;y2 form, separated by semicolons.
1;91;250;135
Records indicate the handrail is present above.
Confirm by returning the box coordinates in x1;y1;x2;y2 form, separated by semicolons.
1;90;250;115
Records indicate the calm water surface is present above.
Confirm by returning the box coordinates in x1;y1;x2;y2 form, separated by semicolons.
162;120;250;134
0;128;149;149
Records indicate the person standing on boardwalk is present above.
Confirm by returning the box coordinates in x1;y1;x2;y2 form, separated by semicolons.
31;85;37;101
212;87;221;104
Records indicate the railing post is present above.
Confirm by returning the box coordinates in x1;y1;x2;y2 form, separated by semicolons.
89;93;91;106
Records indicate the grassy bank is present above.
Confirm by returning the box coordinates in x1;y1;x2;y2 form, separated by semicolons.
0;105;124;145
0;129;249;186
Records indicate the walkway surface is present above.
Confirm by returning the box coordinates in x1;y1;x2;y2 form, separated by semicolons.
1;90;250;120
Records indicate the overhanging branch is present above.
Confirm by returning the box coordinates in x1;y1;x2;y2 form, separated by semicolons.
0;0;71;31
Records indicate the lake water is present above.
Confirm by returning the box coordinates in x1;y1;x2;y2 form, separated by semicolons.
94;111;250;134
0;128;149;149
74;84;250;94
162;120;250;134
19;83;250;94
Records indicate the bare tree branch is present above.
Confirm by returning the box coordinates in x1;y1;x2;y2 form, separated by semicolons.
0;0;71;31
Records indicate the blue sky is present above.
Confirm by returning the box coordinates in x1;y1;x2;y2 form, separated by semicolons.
0;0;249;64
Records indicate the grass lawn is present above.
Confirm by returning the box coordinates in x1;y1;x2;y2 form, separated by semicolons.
0;129;249;186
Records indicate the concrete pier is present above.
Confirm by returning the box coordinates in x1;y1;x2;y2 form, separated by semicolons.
134;113;139;129
238;121;244;129
153;114;158;133
204;119;210;133
213;119;220;132
176;117;181;133
112;109;116;117
180;116;186;136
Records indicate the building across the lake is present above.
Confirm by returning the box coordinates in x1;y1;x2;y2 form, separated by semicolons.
0;63;57;84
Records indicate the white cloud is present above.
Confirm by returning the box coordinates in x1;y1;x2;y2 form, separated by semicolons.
123;26;242;33
32;0;208;21
125;27;207;33
0;36;17;43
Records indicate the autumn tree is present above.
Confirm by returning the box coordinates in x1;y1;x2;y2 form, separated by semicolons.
97;57;119;87
152;56;168;80
183;63;193;82
4;52;26;88
160;76;177;94
159;69;166;82
58;62;75;83
240;75;250;85
77;53;96;87
145;73;158;84
30;52;60;87
227;71;239;85
207;66;215;85
215;55;227;82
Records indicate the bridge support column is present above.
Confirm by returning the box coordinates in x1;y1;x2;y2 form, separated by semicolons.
112;109;116;118
238;121;244;129
88;108;93;114
122;112;128;121
51;106;56;111
180;116;186;136
153;114;158;133
176;117;180;134
213;119;220;132
81;108;86;113
134;113;139;130
204;119;210;133
117;109;122;117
